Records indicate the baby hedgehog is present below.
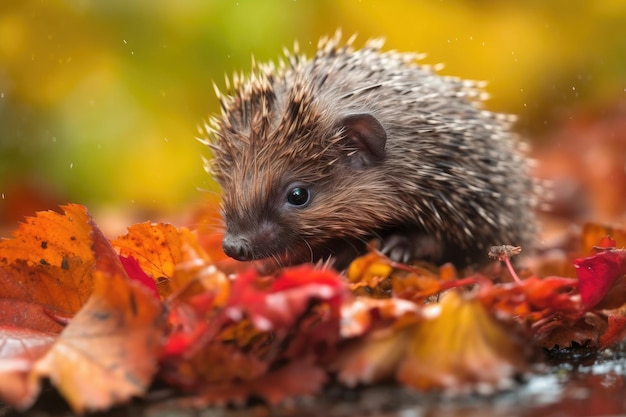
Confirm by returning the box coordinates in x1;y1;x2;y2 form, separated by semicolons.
203;32;536;269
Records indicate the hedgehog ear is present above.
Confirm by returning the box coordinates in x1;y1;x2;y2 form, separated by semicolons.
339;113;387;170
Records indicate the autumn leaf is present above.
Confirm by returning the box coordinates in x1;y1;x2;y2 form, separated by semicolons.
29;216;166;413
397;290;532;393
30;269;164;414
599;314;626;348
0;205;167;413
112;222;212;299
574;248;626;310
119;255;159;299
334;300;421;386
346;251;394;297
190;358;327;407
0;204;99;330
226;266;345;332
581;223;626;255
0;326;56;409
161;261;230;359
160;265;344;404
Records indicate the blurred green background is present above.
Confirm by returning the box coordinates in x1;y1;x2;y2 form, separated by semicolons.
1;0;625;231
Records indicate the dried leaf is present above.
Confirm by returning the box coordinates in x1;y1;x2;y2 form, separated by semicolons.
23;208;166;413
226;266;345;332
161;265;344;403
0;204;98;328
335;313;418;386
189;358;327;407
346;251;394;298
0;326;56;409
397;291;532;393
31;270;164;414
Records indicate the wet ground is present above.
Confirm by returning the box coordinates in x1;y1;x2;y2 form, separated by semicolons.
3;344;626;417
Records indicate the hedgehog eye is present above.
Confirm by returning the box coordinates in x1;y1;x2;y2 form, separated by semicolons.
286;186;310;207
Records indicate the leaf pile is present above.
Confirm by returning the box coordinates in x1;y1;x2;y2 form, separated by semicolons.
1;204;626;413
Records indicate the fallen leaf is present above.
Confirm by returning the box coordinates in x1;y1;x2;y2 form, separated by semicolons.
188;358;327;407
0;204;98;328
161;265;344;403
26;211;166;413
0;326;56;409
397;290;532;393
574;248;626;310
31;270;164;414
581;223;626;255
112;223;211;299
599;314;626;348
335;313;418;387
119;255;159;299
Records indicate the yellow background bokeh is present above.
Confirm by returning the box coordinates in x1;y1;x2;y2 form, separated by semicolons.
0;0;624;227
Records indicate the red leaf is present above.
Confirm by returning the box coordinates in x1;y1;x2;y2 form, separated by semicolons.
226;266;346;331
119;255;159;299
574;249;626;309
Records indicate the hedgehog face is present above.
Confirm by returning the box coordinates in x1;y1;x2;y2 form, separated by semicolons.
214;110;390;267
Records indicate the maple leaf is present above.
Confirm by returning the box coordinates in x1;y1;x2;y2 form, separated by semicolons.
0;204;102;408
0;204;98;330
30;224;165;413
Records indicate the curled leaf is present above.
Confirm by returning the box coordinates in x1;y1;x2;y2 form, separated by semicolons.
397;291;532;393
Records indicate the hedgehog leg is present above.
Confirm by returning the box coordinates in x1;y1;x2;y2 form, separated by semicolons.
379;231;443;264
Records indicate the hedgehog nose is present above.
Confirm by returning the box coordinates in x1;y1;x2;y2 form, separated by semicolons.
222;234;253;261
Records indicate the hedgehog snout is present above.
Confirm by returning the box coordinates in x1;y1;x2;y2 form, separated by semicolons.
222;233;253;261
222;221;282;261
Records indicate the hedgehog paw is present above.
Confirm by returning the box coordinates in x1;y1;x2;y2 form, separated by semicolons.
380;232;442;264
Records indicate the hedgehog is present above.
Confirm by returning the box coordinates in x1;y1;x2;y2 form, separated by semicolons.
202;31;536;270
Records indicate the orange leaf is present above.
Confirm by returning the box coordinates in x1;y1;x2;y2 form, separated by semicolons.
30;270;164;413
28;225;165;413
397;291;532;393
0;204;94;269
346;251;394;298
0;204;98;327
112;223;209;298
335;315;418;387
